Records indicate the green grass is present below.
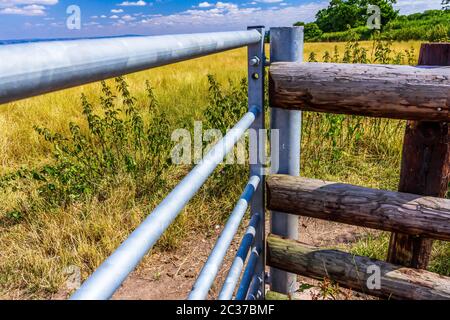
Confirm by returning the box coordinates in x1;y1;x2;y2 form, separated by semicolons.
350;233;450;277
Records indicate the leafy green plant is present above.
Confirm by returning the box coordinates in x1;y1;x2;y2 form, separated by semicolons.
427;23;449;42
203;75;249;196
323;50;331;63
332;45;340;62
308;52;318;62
392;51;405;64
373;38;393;64
204;75;248;134
405;47;416;65
4;78;172;208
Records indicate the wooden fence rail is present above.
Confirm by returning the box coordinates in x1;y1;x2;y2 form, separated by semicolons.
267;235;450;300
267;43;450;297
266;175;450;241
269;62;450;121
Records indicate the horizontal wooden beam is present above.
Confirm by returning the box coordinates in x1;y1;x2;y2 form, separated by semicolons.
269;62;450;121
267;235;450;300
266;175;450;241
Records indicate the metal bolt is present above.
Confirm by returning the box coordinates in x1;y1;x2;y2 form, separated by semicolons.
249;56;260;66
437;107;442;112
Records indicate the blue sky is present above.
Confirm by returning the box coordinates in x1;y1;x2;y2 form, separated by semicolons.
0;0;444;40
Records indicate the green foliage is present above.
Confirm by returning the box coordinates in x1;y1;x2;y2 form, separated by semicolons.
360;0;399;27
404;46;416;65
350;233;389;260
311;33;418;66
315;0;398;33
319;26;370;42
342;32;370;63
2;78;172;207
204;75;248;134
332;45;340;62
373;38;393;64
383;10;450;42
295;22;323;41
392;51;405;64
308;52;318;62
300;8;450;42
323;50;331;62
427;24;449;42
316;0;366;32
202;75;250;196
429;241;450;276
350;234;450;277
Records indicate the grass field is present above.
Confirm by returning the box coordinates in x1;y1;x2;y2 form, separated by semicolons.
0;40;448;299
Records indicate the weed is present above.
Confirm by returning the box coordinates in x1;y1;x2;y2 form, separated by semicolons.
308;52;318;62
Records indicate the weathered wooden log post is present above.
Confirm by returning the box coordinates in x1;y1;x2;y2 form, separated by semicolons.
269;26;304;294
387;43;450;269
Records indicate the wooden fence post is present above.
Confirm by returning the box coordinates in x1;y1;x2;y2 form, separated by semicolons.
387;43;450;268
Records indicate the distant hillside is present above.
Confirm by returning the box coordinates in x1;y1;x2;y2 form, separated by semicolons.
0;34;143;45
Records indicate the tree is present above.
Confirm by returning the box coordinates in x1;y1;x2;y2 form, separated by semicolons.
315;0;362;32
315;0;398;32
294;22;323;41
360;0;398;27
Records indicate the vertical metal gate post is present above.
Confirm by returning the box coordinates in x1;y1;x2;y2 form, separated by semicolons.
269;26;304;294
248;26;266;299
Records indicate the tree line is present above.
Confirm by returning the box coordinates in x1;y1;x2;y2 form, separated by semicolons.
294;0;449;42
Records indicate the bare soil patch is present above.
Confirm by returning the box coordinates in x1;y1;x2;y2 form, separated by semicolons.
64;216;378;300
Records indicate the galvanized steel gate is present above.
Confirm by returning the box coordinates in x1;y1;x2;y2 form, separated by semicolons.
0;26;304;300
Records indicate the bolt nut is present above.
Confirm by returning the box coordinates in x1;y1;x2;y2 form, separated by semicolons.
249;56;260;66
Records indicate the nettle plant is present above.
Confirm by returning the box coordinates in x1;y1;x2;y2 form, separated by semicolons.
29;77;171;206
202;75;251;194
308;31;417;66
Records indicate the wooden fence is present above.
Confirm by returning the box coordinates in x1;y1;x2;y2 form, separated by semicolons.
266;43;450;300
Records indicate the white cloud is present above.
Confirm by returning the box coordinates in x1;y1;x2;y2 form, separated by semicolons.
0;4;46;15
111;9;124;13
198;1;213;8
255;0;283;3
139;1;327;30
84;21;100;26
394;0;442;14
110;15;120;19
135;0;444;33
0;0;58;7
0;0;58;16
121;14;136;21
196;1;239;11
215;2;238;10
117;0;146;6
